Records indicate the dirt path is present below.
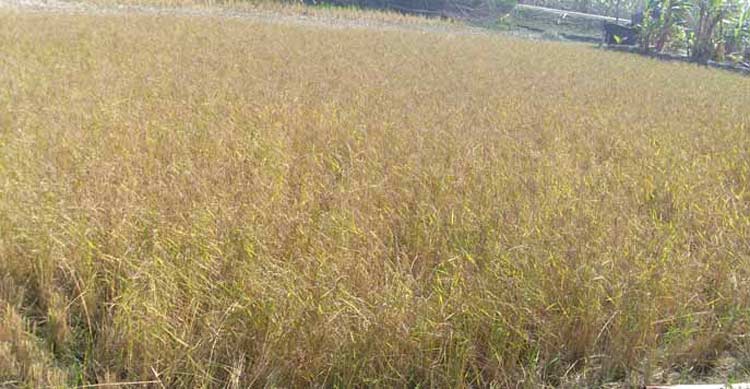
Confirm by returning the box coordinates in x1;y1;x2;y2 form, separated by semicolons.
516;3;630;23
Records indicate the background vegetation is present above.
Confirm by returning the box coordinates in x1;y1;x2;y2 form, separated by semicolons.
1;9;750;388
295;0;750;63
638;0;750;62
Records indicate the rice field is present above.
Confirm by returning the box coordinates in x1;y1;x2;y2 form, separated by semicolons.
1;8;749;387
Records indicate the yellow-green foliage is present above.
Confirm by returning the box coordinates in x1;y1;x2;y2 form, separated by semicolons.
0;10;749;388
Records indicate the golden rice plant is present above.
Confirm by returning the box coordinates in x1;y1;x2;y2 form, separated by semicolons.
0;9;749;387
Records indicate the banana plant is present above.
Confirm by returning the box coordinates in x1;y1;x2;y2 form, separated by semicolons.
638;0;662;52
654;0;693;50
637;0;689;52
726;1;750;57
688;0;734;62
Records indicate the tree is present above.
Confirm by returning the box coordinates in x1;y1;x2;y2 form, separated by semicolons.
689;0;733;62
654;0;692;51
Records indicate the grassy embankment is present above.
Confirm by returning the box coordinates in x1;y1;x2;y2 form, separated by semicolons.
1;9;749;387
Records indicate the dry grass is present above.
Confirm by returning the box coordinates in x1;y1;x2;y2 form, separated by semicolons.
79;0;453;27
0;9;749;388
